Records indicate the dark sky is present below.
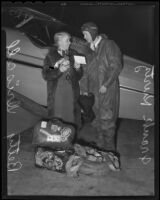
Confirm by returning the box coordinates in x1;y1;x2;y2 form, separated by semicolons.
28;3;155;64
61;5;155;64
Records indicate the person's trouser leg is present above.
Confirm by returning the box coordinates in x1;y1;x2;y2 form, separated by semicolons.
100;123;116;151
96;87;118;151
91;82;121;170
96;111;116;151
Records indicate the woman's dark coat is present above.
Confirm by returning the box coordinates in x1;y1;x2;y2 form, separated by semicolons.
42;47;83;129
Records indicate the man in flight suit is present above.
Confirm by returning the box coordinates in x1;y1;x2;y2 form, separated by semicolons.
81;22;123;170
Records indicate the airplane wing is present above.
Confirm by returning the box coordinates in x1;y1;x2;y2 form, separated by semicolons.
2;6;92;55
2;6;64;46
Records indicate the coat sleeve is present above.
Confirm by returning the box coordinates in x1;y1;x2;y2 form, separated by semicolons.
79;66;89;93
69;49;84;81
73;65;83;81
42;55;63;81
103;40;123;88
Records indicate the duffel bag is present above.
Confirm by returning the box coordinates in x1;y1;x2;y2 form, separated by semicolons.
35;146;83;177
32;118;75;150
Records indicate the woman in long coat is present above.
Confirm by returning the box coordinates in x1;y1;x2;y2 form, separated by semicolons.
42;32;83;130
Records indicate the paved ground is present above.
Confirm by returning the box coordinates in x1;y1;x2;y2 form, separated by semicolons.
7;118;154;196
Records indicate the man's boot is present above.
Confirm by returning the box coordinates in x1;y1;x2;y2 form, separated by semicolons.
99;130;121;171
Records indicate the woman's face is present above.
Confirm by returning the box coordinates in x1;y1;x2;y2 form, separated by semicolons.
58;35;71;50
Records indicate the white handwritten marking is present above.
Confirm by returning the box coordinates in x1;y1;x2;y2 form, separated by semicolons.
7;40;21;113
138;155;152;165
138;115;154;165
7;74;15;90
7;40;20;57
140;94;153;106
7;40;22;171
135;65;154;106
7;62;16;71
7;87;20;114
134;65;154;79
135;65;154;165
7;133;22;171
8;48;21;57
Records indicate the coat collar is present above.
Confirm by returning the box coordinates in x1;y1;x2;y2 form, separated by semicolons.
57;49;69;57
90;35;102;51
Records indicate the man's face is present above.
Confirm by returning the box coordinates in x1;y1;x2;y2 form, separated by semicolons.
82;31;93;43
58;36;71;50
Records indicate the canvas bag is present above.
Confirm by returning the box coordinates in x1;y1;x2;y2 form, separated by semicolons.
32;118;75;150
